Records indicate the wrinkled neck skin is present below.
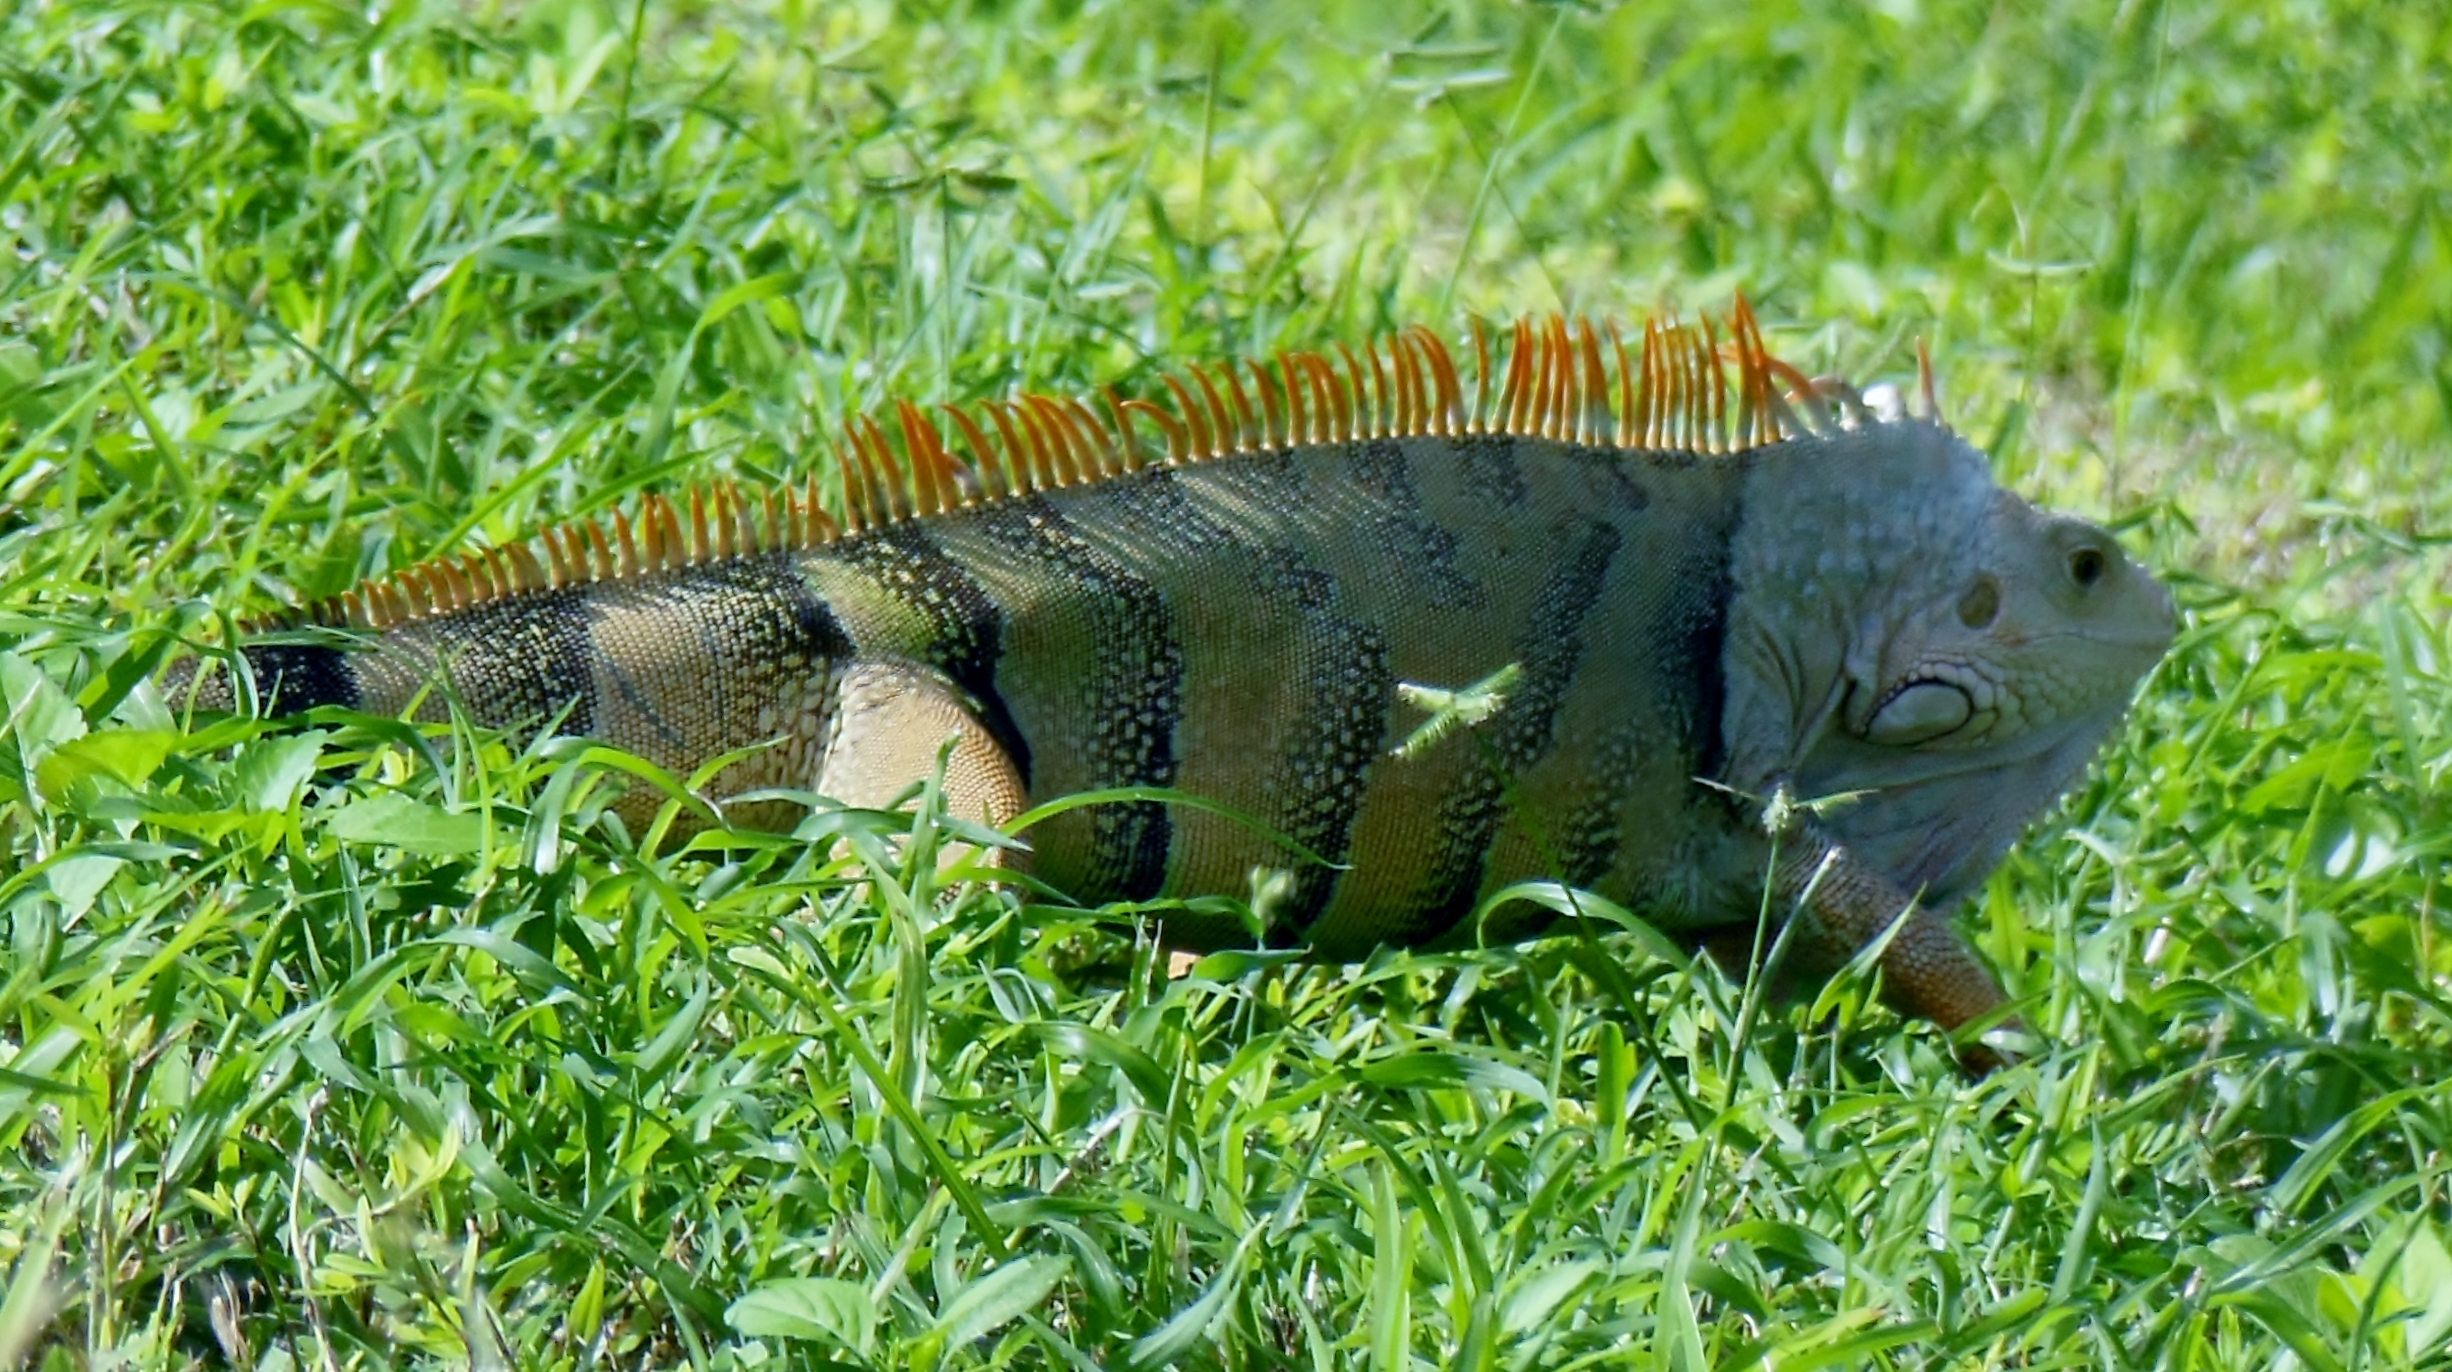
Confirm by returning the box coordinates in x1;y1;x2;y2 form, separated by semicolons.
1713;419;2148;907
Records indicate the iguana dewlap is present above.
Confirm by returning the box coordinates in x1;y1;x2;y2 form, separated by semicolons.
173;306;2175;1059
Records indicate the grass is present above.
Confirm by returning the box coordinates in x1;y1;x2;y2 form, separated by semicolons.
1;0;2448;1366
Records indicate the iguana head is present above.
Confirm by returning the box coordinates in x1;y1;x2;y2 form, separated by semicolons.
1728;416;2176;906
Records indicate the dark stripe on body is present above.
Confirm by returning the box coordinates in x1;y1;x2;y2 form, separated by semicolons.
1680;516;1737;790
762;560;852;667
1555;725;1648;891
242;641;364;713
1245;547;1394;936
1106;469;1397;927
1457;433;1528;509
1115;466;1244;556
1412;521;1624;938
1574;447;1654;515
968;498;1183;899
668;558;850;733
838;528;1030;784
1349;438;1479;609
433;588;600;736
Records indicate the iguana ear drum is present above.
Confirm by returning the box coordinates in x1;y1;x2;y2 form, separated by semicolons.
1864;679;1976;746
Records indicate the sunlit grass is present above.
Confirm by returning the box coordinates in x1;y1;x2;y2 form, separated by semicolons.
2;0;2448;1366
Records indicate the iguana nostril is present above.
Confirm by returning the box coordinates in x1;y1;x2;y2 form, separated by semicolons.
2069;546;2107;588
1957;576;2000;629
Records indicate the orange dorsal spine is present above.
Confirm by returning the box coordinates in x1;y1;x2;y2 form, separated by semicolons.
298;302;1864;632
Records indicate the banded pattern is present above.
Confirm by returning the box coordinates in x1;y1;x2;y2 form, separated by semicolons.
960;500;1184;899
174;297;2177;1065
189;302;1853;942
1408;520;1625;939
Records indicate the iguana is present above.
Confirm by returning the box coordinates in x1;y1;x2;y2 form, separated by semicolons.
171;303;2175;1063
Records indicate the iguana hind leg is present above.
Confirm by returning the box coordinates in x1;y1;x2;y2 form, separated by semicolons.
819;660;1030;871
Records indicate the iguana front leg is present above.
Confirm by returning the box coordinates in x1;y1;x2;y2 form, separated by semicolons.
1767;821;2017;1072
1714;617;2019;1070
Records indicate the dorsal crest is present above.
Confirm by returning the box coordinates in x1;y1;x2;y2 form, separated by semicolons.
302;299;1908;631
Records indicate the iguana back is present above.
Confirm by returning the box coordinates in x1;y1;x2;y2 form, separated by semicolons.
177;306;2175;1059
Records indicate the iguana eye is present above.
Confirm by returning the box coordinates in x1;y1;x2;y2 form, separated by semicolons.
2067;546;2107;589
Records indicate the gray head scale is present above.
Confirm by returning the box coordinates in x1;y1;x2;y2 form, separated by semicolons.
1726;415;2177;905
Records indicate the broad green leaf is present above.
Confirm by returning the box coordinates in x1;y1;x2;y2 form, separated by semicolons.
323;790;487;855
1124;1235;1252;1371
231;731;330;813
568;1262;607;1345
727;1277;876;1353
1468;880;1691;969
1182;948;1306;980
2240;740;2373;814
42;853;123;919
631;979;710;1082
918;1255;1069;1366
33;728;175;801
1368;1161;1408;1372
0;652;84;806
2402;1222;2452;1354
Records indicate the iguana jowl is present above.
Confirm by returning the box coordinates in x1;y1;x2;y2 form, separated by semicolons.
175;304;2175;1058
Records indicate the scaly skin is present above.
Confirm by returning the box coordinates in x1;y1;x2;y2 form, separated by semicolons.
171;309;2176;1068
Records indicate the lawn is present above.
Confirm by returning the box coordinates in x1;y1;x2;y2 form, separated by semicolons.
2;0;2448;1366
